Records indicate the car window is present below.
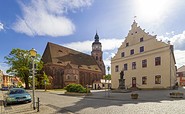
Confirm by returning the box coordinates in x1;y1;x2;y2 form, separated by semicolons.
9;89;26;94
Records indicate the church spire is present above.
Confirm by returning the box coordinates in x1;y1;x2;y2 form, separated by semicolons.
94;31;99;42
91;32;105;75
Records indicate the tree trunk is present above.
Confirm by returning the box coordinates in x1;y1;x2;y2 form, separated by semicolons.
24;75;29;89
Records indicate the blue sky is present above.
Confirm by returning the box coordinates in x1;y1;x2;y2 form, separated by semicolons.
1;0;185;74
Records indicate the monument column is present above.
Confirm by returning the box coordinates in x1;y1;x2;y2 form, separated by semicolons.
118;70;125;89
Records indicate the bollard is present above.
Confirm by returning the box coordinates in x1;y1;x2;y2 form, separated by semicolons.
37;97;40;112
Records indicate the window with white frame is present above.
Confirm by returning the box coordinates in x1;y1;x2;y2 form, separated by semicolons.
142;59;147;68
130;49;134;55
115;65;119;72
132;62;136;69
142;76;147;85
140;46;144;52
155;75;161;84
124;63;128;70
155;57;161;66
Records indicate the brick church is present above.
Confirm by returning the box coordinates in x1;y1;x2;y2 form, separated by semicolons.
41;33;105;88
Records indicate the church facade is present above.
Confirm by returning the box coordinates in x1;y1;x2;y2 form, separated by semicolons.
42;33;105;88
111;21;177;89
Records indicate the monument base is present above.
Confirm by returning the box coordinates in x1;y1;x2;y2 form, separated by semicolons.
118;79;125;89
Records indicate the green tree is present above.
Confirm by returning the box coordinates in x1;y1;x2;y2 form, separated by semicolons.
17;81;23;88
36;71;50;88
103;74;111;80
4;48;41;89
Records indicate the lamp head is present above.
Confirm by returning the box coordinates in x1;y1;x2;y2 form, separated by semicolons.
107;66;110;71
29;48;37;58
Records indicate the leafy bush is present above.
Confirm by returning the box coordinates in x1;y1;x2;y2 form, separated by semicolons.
64;84;90;93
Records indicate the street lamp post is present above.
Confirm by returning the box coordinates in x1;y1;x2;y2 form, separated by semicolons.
107;66;110;97
107;66;110;75
29;48;37;110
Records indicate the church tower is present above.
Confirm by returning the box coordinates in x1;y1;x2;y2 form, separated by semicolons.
91;32;105;75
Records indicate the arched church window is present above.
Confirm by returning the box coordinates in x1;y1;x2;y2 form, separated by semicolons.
66;75;70;79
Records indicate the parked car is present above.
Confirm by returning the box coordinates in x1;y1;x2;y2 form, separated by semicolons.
4;88;32;106
1;87;9;91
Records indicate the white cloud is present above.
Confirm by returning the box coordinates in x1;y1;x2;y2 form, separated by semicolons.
63;40;92;52
104;52;115;66
174;50;185;68
134;0;175;25
165;31;174;36
101;39;124;51
63;38;123;53
170;31;185;50
12;0;93;37
0;22;4;31
0;63;9;75
158;31;185;50
155;31;185;68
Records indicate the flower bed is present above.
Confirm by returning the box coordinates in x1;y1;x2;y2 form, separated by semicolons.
64;84;90;93
64;84;91;96
169;92;184;98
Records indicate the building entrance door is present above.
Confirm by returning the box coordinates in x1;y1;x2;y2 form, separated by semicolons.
132;77;136;87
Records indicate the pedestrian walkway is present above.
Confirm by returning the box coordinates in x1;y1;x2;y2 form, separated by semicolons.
0;90;5;114
0;90;56;114
1;102;58;114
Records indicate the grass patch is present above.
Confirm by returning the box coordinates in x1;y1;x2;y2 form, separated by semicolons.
52;89;65;91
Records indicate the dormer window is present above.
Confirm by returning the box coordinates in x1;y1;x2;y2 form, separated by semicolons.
126;43;129;47
140;37;144;42
57;61;62;64
121;52;125;57
58;50;63;52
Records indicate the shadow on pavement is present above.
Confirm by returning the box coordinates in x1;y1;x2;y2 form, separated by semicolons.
56;87;185;113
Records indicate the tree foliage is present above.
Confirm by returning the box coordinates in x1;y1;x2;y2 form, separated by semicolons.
4;48;43;89
64;84;90;93
36;71;50;88
103;74;111;80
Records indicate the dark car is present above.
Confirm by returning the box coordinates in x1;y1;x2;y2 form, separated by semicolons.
1;87;9;91
4;88;32;106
